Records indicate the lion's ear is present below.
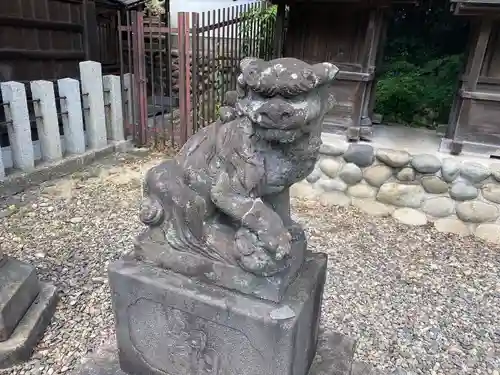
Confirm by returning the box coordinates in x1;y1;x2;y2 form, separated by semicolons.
239;57;259;72
311;62;339;85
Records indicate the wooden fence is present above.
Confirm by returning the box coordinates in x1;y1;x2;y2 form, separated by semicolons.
118;1;275;147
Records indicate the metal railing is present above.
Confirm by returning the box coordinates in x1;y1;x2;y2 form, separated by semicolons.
118;1;275;148
191;2;276;132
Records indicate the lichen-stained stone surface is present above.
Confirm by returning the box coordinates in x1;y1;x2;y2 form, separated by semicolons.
134;57;339;299
109;254;327;375
109;57;342;375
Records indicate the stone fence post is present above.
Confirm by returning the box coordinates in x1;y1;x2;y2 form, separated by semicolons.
79;61;107;149
0;81;34;172
0;142;4;182
30;80;63;162
58;78;86;155
0;61;126;185
103;75;124;142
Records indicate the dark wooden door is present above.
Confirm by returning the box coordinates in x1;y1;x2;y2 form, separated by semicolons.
0;0;86;82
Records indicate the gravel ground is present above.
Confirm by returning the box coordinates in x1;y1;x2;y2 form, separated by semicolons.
1;151;499;375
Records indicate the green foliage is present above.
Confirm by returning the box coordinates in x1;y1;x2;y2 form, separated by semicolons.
240;2;277;59
145;0;165;15
375;55;463;128
375;0;469;128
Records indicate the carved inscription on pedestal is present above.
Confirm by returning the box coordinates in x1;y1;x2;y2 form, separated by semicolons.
127;298;265;375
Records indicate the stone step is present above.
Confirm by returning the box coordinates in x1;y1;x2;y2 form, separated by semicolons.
0;257;40;341
0;282;58;368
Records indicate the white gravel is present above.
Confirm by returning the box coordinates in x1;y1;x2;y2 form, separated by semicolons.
1;151;499;375
294;198;500;375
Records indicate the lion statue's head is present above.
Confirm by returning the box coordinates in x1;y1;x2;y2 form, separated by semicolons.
229;57;339;143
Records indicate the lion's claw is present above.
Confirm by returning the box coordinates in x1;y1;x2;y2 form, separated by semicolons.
235;227;291;276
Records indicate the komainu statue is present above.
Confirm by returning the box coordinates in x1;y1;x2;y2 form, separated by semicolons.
135;57;338;301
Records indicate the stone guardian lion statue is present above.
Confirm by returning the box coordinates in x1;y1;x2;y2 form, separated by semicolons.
135;57;338;284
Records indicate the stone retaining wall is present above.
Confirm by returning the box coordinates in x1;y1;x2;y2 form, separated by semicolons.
293;140;500;243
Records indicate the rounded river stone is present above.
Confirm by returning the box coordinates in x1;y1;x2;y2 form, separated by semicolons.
460;162;490;183
320;142;348;157
481;183;500;204
421;176;448;194
456;201;499;223
434;218;470;236
306;168;322;184
343;144;374;167
475;224;500;244
319;158;341;179
347;184;377;198
422;197;454;218
441;158;461;183
396;167;416;182
376;182;425;208
376;148;411;168
290;182;318;199
338;163;363;185
319;192;351;207
411;154;441;174
318;178;347;192
450;182;478;201
364;165;393;187
352;198;394;217
490;163;500;182
393;208;428;226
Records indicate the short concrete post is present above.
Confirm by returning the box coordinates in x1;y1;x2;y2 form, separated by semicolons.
103;75;124;141
123;73;134;129
79;61;107;149
0;81;34;171
0;147;5;181
30;80;63;162
57;78;86;155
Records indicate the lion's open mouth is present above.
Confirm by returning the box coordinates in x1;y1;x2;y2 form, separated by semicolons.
255;127;304;143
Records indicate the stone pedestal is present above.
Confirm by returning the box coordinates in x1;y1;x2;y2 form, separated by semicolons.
71;329;384;375
109;252;327;375
0;257;58;368
134;221;307;303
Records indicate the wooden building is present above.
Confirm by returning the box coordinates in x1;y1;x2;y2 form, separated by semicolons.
271;0;399;141
0;0;130;83
441;0;500;155
271;0;500;156
0;0;149;147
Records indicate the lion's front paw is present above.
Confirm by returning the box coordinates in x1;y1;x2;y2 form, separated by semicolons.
235;228;290;276
257;230;292;261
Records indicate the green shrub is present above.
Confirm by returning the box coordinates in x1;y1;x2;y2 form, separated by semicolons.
375;54;463;128
240;3;277;59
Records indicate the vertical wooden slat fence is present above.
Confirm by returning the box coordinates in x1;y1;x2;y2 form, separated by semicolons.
118;1;275;148
189;1;276;132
